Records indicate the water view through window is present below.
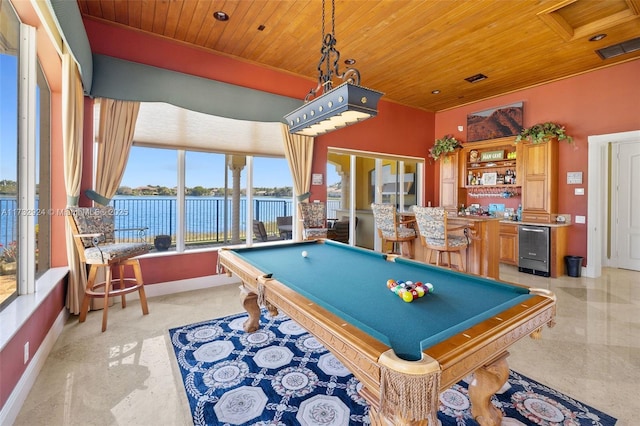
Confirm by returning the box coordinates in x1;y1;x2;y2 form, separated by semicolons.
116;147;341;250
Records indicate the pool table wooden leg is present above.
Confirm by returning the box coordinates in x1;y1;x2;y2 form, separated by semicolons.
240;286;261;333
240;285;280;333
468;352;510;426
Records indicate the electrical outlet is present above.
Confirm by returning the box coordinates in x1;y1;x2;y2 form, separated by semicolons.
575;215;586;224
24;342;29;364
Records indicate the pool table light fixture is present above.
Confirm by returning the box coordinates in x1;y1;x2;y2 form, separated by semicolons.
284;0;383;137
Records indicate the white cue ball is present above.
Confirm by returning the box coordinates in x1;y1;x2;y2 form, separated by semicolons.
301;250;308;258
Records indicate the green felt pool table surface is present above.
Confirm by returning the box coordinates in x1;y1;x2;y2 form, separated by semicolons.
226;240;534;361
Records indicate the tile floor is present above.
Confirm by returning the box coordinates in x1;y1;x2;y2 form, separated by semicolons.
13;265;639;425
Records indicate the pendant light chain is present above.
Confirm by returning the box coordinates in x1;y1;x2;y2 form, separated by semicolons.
307;0;360;101
284;0;383;136
331;0;336;37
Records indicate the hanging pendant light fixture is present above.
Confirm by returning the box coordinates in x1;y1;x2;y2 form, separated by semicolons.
284;0;383;137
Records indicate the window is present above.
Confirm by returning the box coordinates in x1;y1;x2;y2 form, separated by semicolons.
251;156;294;239
0;1;20;309
115;147;294;251
116;146;178;246
0;3;50;310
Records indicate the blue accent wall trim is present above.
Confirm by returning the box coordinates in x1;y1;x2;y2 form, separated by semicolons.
49;0;93;94
91;55;302;123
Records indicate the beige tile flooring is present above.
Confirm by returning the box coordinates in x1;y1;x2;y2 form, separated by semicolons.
14;265;638;425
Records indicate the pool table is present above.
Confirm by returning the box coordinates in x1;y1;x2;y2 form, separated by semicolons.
218;240;556;426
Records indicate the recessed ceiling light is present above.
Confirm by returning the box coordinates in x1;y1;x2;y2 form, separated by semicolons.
432;90;441;94
213;11;229;21
344;59;356;65
589;33;607;42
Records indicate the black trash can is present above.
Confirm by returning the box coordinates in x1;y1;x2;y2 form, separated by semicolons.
565;255;583;277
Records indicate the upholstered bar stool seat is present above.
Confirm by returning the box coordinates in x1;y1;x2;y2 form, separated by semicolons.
68;207;150;332
411;205;469;271
371;203;417;258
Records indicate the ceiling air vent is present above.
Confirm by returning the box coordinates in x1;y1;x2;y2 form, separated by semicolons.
596;37;640;60
465;73;488;83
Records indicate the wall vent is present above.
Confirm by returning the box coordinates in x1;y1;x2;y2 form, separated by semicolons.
596;36;640;59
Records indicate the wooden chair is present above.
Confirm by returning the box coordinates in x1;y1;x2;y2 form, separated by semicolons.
410;205;469;271
68;207;150;332
371;203;417;257
299;203;328;240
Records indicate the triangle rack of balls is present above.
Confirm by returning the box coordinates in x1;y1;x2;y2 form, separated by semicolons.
386;279;434;303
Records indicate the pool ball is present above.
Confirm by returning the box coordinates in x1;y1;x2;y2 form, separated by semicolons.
301;250;308;258
402;291;414;302
416;287;425;297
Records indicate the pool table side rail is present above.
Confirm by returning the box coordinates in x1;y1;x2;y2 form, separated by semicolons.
218;247;392;395
425;292;556;389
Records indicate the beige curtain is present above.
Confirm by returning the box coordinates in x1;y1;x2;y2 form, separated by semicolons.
94;98;140;201
62;47;85;314
280;124;314;241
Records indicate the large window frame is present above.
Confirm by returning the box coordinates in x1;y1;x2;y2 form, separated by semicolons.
111;145;294;252
0;8;51;311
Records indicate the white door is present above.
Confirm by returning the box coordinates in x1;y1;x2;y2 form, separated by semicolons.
614;142;640;271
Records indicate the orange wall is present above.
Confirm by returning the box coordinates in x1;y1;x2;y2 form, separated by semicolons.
435;59;640;263
140;251;220;284
312;100;436;203
0;277;66;409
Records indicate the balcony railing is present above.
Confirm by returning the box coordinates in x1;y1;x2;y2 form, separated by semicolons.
111;197;341;246
0;196;342;250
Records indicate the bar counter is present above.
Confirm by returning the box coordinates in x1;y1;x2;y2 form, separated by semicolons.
403;212;502;279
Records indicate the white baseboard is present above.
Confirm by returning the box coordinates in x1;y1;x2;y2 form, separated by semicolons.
0;308;68;426
0;274;239;424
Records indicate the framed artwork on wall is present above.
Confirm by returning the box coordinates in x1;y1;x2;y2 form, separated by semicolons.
466;102;524;142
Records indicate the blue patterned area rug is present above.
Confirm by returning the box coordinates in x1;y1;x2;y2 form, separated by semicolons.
169;311;617;426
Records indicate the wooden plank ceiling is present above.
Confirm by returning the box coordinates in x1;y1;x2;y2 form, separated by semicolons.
77;0;640;112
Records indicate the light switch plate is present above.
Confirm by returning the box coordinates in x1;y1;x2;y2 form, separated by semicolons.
574;188;585;195
567;171;583;184
575;215;586;224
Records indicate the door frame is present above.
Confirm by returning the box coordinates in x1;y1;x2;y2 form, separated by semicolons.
587;130;640;278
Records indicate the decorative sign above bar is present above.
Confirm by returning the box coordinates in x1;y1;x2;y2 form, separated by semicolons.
480;150;505;162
